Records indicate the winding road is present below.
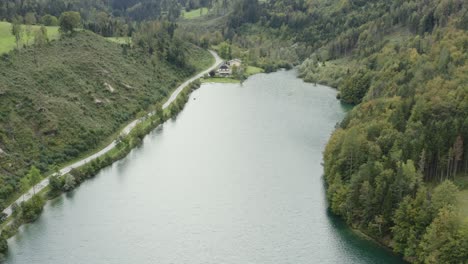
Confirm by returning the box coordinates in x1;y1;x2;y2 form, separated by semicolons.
2;50;222;217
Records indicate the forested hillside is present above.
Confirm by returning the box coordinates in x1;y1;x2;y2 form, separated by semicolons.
0;27;211;213
189;0;468;262
319;6;468;263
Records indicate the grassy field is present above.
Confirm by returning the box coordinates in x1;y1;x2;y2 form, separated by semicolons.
454;175;468;220
246;65;264;76
0;22;59;54
182;8;209;19
106;37;131;45
201;77;240;83
458;189;468;219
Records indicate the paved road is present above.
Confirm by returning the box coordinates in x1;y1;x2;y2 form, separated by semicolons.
2;50;222;217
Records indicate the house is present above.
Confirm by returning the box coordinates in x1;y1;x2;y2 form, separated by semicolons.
217;63;232;77
227;59;242;68
216;59;242;77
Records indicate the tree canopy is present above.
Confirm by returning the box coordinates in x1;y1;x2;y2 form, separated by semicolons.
59;11;81;34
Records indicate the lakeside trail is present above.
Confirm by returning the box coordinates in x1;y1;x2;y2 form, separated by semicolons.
2;50;222;217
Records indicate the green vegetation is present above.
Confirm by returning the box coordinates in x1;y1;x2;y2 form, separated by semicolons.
0;0;222;41
0;0;185;22
106;37;131;45
455;176;468;219
182;8;209;19
0;22;59;54
459;190;468;219
245;65;263;75
201;77;240;84
58;11;81;34
294;0;466;262
298;58;360;89
0;235;6;259
0;193;45;259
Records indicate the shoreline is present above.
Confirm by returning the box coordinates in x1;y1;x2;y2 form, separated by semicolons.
349;225;407;262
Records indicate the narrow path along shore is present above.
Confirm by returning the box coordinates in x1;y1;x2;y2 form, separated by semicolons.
2;50;222;217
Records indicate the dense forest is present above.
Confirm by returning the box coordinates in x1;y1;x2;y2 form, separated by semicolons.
0;0;216;22
0;0;218;37
1;0;171;21
186;0;468;263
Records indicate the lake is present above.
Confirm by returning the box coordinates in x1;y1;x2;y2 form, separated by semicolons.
5;70;404;263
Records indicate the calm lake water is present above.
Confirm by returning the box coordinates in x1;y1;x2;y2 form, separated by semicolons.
5;70;404;263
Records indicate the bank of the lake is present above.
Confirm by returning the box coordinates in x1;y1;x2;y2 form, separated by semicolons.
5;70;404;263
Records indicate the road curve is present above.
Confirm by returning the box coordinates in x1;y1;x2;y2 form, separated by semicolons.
2;50;222;217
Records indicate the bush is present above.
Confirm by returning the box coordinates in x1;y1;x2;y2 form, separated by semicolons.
40;14;58;26
20;195;45;223
0;213;6;224
59;11;81;34
49;174;64;193
63;174;76;192
0;234;7;250
339;70;370;104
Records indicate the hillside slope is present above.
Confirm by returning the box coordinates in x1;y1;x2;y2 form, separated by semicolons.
0;31;211;210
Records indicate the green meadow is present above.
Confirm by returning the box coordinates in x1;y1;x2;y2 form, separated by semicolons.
245;65;264;76
105;37;132;45
0;21;59;54
182;8;209;19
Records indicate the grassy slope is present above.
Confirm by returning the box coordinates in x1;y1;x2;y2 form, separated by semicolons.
0;31;211;207
459;190;468;219
245;65;263;75
106;37;131;45
0;22;59;54
454;176;468;220
182;8;209;19
201;77;240;83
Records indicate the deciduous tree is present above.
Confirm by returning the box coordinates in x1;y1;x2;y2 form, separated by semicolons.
59;11;81;35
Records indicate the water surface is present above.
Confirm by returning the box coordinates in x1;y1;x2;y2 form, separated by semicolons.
6;70;403;263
